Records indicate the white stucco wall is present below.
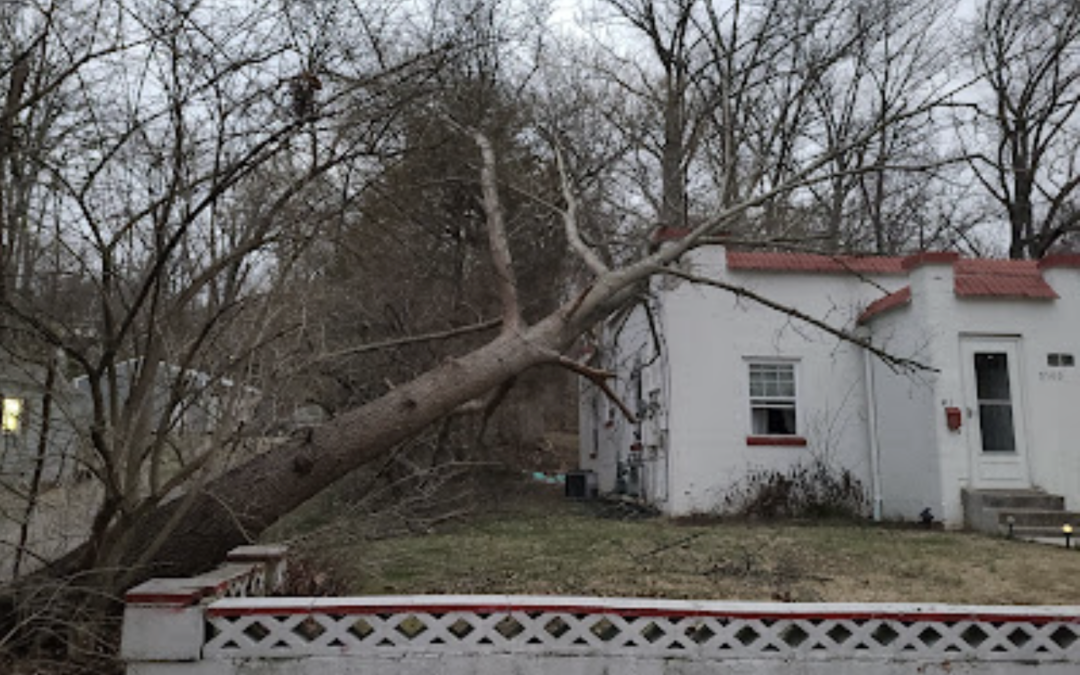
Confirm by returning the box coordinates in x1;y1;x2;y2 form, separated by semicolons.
940;282;1080;515
1032;266;1080;510
579;300;669;505
580;245;1080;525
659;247;907;515
867;259;1080;525
865;301;942;522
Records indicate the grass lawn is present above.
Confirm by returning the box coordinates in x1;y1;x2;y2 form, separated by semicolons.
277;482;1080;605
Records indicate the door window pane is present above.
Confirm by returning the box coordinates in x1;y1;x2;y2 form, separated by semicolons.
975;353;1011;401
978;404;1016;452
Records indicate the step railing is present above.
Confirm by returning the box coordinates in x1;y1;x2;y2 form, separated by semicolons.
122;547;1080;675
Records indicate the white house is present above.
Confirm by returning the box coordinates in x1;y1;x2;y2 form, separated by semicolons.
579;239;1080;527
0;355;82;485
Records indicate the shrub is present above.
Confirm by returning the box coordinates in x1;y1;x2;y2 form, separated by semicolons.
722;457;868;520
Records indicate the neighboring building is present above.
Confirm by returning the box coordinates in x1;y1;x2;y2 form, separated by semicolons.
0;355;82;485
0;356;258;486
70;359;255;437
579;242;1080;527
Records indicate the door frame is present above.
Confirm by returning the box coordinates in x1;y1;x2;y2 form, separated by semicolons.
959;335;1031;489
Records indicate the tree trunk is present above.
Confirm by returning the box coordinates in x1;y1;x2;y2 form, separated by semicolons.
13;358;55;579
42;307;593;592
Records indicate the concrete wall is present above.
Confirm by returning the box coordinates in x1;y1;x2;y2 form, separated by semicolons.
127;653;1080;675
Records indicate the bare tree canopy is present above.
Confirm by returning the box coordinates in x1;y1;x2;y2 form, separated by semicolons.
968;0;1080;258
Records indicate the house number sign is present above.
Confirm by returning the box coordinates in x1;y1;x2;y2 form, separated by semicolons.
1038;370;1065;382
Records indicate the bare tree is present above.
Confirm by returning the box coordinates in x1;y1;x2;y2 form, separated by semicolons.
587;0;954;251
0;0;453;606
807;0;960;253
969;0;1080;259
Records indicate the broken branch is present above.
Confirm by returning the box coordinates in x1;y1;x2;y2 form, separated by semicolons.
652;266;936;374
472;129;523;334
558;356;636;422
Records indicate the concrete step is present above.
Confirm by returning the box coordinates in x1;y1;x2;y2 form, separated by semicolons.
964;489;1064;511
962;488;1071;535
995;508;1080;528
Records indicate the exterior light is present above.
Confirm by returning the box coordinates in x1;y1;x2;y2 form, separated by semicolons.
1064;524;1073;549
1;398;21;433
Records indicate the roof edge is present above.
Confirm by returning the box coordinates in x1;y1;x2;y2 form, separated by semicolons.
901;251;960;271
1037;254;1080;270
857;286;912;325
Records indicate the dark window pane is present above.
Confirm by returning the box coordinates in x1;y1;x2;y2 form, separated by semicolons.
979;403;1015;452
1049;353;1061;367
1064;354;1075;367
975;352;1011;400
752;406;796;435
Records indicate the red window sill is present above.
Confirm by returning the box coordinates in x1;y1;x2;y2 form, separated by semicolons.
746;435;807;447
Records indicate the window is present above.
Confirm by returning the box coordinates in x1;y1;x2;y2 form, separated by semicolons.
748;362;798;436
2;397;23;434
1048;353;1075;367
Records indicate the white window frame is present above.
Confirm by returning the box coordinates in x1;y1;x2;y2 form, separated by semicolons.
746;359;800;437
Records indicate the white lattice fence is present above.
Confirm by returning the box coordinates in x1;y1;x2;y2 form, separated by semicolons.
122;550;1080;675
202;595;1080;663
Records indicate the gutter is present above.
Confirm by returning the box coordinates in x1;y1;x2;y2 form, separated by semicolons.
863;337;884;521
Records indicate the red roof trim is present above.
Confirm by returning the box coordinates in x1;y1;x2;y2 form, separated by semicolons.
858;286;912;324
647;244;1066;301
901;251;960;270
746;435;808;447
726;251;906;275
1038;254;1080;270
651;225;693;244
954;260;1058;299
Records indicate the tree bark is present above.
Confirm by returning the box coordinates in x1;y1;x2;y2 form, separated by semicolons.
43;306;594;589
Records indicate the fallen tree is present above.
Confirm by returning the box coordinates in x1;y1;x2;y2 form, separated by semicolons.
37;124;933;593
0;3;958;665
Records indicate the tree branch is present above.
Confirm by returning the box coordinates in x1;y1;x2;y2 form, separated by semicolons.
651;266;935;374
553;142;609;276
558;356;637;422
472;129;524;334
318;319;502;361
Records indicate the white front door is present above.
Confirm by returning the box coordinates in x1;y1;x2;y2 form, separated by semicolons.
961;338;1031;488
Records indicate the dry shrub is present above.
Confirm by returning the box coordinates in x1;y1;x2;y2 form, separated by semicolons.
278;555;348;597
723;457;868;520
